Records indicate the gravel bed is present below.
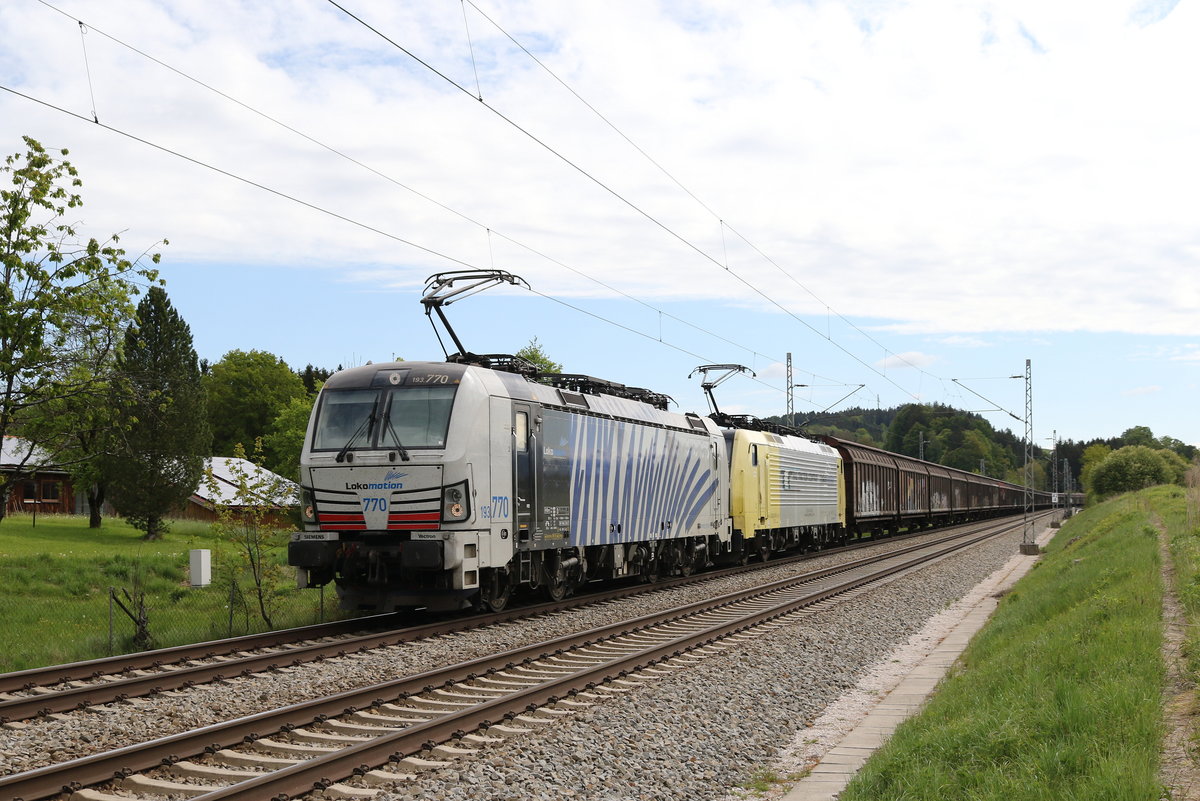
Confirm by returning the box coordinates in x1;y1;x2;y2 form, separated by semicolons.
365;528;1028;801
0;525;1015;782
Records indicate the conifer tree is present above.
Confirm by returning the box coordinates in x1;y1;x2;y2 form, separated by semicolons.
107;287;210;539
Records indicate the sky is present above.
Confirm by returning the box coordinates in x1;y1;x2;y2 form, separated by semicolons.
1;0;1197;450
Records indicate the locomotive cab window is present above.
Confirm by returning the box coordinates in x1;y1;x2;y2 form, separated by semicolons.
514;411;529;453
381;386;455;448
312;385;457;452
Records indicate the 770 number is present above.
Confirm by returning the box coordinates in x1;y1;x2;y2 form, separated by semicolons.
480;496;510;520
361;497;388;512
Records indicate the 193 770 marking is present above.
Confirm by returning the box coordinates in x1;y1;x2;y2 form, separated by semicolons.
480;495;510;520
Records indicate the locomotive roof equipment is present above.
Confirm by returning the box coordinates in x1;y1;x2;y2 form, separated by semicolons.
421;269;532;369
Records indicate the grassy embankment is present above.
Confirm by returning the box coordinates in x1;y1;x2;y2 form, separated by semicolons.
840;486;1185;801
0;514;339;672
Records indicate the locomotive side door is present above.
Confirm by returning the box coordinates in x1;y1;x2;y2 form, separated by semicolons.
512;402;538;542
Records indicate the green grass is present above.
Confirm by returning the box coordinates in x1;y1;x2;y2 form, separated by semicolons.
0;513;342;671
1163;481;1200;681
839;488;1172;801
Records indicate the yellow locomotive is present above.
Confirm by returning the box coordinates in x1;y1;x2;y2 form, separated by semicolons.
725;428;845;558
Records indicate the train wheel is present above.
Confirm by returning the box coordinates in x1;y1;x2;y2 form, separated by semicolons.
482;569;513;612
641;556;662;583
680;546;696;577
757;536;771;562
545;576;567;601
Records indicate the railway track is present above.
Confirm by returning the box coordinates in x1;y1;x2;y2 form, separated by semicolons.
0;515;1032;801
0;521;979;724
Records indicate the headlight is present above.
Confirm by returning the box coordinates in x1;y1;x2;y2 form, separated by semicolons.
301;490;317;523
442;481;471;522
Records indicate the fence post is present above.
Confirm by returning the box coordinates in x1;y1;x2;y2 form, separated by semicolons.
108;586;115;656
227;581;236;638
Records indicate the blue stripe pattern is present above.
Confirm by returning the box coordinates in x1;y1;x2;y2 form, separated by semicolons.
566;416;718;547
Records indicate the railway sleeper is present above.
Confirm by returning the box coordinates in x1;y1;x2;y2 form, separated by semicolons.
119;772;220;798
323;782;381;799
212;748;301;768
288;728;371;746
397;755;452;770
405;696;475;711
431;742;481;757
361;768;420;786
163;760;261;781
483;722;535;738
349;708;430;725
71;787;137;801
250;736;337;756
321;718;405;734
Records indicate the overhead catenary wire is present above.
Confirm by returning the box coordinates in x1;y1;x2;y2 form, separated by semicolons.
462;0;939;379
29;0;866;396
326;0;925;403
19;1;890;416
0;82;798;402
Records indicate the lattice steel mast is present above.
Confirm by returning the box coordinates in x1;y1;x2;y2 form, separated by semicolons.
1020;359;1039;555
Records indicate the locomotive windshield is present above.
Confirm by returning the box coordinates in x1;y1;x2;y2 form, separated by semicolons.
312;385;457;452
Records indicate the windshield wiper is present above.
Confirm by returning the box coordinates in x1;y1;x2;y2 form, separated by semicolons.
335;396;379;463
380;398;411;462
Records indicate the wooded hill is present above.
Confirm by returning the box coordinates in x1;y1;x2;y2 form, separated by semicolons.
765;405;1196;492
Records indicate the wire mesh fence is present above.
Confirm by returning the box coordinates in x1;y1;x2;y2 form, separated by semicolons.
102;578;349;656
0;565;354;673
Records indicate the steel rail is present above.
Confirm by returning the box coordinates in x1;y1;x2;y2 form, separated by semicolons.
4;511;1014;696
196;518;1022;801
0;517;1030;801
0;612;432;696
0;518;998;722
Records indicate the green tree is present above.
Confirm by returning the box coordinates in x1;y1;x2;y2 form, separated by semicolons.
1089;445;1171;499
1156;448;1190;486
263;393;316;481
20;358;119;528
1080;443;1112;494
204;350;305;458
0;136;162;521
298;364;333;396
517;337;562;373
1158;435;1197;462
207;440;293;629
1119;425;1156;448
106;287;210;540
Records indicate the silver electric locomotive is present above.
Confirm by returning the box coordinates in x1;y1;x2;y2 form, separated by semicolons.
288;360;732;612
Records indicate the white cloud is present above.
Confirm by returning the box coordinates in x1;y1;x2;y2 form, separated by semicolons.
876;351;937;370
1123;385;1163;396
935;335;991;348
756;362;787;380
1169;346;1200;362
3;0;1200;343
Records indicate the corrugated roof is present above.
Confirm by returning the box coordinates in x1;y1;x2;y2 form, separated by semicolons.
0;436;59;472
195;457;298;508
3;439;297;508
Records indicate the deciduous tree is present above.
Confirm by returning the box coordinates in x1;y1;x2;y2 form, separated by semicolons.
1089;445;1172;499
207;440;293;629
204;350;305;457
517;337;562;373
263;394;316;482
0;136;162;521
